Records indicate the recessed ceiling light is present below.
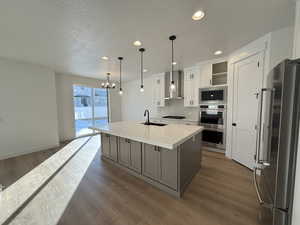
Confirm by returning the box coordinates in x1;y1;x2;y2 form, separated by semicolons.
192;10;205;21
101;56;109;60
133;41;142;46
214;50;223;55
143;69;148;73
172;62;177;65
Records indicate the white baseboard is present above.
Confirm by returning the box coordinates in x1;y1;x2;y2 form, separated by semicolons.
0;144;60;161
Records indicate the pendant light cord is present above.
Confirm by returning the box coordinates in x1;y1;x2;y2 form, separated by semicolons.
141;50;143;86
139;48;145;88
119;59;122;90
171;38;174;82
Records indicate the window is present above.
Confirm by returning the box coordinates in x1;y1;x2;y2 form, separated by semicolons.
73;85;108;137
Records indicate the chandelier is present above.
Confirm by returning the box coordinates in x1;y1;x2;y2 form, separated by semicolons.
101;73;116;89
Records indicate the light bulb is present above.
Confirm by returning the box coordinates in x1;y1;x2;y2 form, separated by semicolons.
172;62;177;65
192;10;205;21
140;85;144;92
101;82;105;87
170;81;176;90
112;83;116;88
119;89;123;95
214;50;223;55
133;41;142;46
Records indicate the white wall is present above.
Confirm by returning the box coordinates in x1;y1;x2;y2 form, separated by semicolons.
0;58;59;160
226;26;294;158
121;76;157;121
292;1;300;225
269;26;294;70
55;73;122;141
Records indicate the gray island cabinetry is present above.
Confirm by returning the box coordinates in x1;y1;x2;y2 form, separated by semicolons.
94;121;203;198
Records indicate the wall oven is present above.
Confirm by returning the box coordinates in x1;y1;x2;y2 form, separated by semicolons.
199;86;227;104
199;104;226;151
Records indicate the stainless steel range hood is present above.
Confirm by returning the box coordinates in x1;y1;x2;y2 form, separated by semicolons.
164;71;184;100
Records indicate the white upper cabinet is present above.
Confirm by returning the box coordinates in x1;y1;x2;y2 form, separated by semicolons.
199;60;228;88
184;66;200;107
153;73;165;107
199;63;212;88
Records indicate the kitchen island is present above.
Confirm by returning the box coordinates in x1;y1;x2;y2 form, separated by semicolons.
91;121;203;198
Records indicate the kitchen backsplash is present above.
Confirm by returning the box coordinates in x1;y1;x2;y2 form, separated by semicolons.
156;99;199;121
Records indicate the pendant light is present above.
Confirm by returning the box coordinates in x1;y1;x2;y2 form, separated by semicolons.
139;48;145;92
169;35;176;90
118;57;123;95
101;73;116;89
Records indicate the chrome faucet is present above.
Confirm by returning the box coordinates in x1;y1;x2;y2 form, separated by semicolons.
144;109;150;125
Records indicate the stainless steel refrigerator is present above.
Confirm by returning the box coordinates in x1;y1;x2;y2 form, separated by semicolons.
254;59;300;225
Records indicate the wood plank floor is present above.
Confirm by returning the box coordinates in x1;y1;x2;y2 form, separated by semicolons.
57;150;261;225
0;142;69;189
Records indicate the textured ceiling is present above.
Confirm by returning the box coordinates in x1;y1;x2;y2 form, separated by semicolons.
0;0;294;81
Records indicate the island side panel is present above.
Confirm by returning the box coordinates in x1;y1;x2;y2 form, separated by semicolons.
179;132;202;194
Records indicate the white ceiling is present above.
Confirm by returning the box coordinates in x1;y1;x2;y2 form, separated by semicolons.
0;0;294;81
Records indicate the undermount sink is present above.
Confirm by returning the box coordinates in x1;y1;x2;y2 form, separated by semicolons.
142;122;167;127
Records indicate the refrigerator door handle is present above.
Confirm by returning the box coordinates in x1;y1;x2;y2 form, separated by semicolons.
253;167;273;209
255;88;273;166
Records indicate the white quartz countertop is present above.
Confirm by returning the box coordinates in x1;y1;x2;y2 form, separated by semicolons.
91;121;204;150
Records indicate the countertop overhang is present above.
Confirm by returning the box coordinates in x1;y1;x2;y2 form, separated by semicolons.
90;121;204;150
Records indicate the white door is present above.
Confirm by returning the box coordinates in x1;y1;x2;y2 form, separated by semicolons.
232;52;263;169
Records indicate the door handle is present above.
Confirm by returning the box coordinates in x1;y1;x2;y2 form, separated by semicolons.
253;167;273;209
255;88;273;165
232;123;237;126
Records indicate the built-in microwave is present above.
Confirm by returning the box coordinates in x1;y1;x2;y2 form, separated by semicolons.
199;86;227;104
